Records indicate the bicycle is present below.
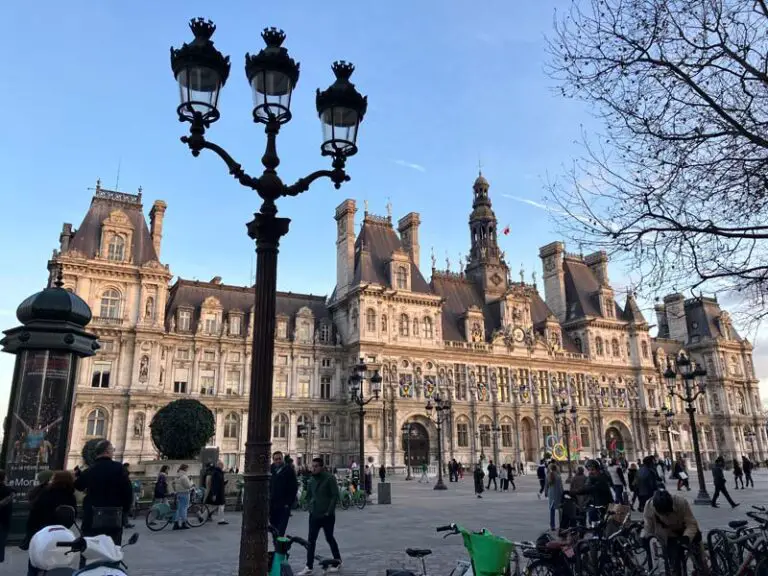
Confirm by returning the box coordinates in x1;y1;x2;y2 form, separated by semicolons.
268;524;341;576
186;486;214;527
708;505;768;576
340;480;367;510
145;494;180;531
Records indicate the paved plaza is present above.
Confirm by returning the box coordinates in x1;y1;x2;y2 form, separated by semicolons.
5;471;768;575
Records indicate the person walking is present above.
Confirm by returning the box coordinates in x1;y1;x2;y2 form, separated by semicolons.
378;463;386;484
205;460;228;525
674;457;690;491
627;462;639;510
173;464;193;531
499;463;508;491
74;440;133;546
742;456;754;488
608;458;627;504
298;458;341;575
418;462;429;483
711;456;739;509
546;463;564;532
486;460;498;491
0;470;14;564
154;465;170;502
508;463;517;491
636;456;660;512
569;466;588;512
473;463;485;499
536;459;547;499
733;458;744;489
270;451;298;536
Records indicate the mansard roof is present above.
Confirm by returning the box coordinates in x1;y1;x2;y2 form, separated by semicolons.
353;215;431;293
65;187;158;265
430;273;484;341
656;296;741;342
166;277;330;331
563;258;623;320
622;293;647;325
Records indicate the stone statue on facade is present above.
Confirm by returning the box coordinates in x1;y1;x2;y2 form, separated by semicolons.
134;413;144;438
169;316;176;332
139;355;149;383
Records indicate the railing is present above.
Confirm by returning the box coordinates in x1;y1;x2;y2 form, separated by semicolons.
92;316;125;326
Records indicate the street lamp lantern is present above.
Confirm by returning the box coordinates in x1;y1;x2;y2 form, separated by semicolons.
370;368;383;398
316;62;368;158
245;28;300;124
170;18;231;125
425;392;450;490
401;423;413;480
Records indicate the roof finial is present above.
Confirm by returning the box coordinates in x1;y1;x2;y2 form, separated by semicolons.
386;197;392;221
431;247;436;270
137;186;143;200
54;266;64;289
364;199;369;214
96;178;101;192
478;157;483;177
520;263;525;284
445;251;451;272
458;252;463;272
532;270;537;287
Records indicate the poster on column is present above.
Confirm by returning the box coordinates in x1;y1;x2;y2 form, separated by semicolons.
3;350;74;499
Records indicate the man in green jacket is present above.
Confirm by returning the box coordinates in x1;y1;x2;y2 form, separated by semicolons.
298;458;342;575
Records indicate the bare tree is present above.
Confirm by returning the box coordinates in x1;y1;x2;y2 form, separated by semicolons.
547;0;768;320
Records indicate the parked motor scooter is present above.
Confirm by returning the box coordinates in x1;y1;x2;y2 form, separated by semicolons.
28;505;139;576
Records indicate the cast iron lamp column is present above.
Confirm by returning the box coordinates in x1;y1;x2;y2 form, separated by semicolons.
554;400;577;480
745;429;756;460
349;358;382;476
665;353;710;505
426;392;450;490
401;423;413;480
170;19;368;576
654;405;675;465
491;423;501;466
649;429;658;455
298;421;315;467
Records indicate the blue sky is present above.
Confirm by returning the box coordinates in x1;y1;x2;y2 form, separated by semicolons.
1;1;766;419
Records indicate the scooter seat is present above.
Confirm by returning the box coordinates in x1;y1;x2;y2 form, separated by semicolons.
405;548;432;558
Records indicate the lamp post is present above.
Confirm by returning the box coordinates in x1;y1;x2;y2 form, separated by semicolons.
665;352;711;505
298;421;316;467
349;358;382;476
476;431;486;462
491;423;501;466
170;20;368;575
654;404;675;465
401;423;413;480
745;429;756;460
649;428;658;455
587;377;605;454
426;392;450;490
554;399;577;480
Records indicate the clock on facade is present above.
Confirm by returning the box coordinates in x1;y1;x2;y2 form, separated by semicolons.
513;327;525;342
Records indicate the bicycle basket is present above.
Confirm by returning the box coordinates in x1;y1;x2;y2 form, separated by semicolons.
461;529;514;576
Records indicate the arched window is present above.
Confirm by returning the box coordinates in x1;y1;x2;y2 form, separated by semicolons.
595;337;604;356
319;415;332;439
641;341;649;359
100;289;121;319
319;323;329;343
272;413;288;439
297;414;313;438
107;235;125;261
412;317;419;336
399;314;409;336
381;314;388;333
350;309;358;331
366;308;376;332
423;317;433;339
611;339;620;357
224;413;239;439
86;408;107;437
574;337;583;353
144;297;155;320
396;266;408;289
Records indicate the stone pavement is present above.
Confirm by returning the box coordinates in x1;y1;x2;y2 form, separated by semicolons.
4;471;768;575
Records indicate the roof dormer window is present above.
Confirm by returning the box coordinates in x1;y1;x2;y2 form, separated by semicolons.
396;266;408;289
107;235;125;261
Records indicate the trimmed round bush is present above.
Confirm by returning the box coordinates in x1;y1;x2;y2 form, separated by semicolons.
150;399;215;460
82;438;106;467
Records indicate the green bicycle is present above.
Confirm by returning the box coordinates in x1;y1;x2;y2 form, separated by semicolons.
268;525;340;576
340;479;366;510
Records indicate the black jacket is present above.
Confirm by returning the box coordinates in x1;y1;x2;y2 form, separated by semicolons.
206;467;226;505
636;465;659;497
26;485;77;539
74;457;133;530
0;484;14;528
573;472;613;507
270;463;298;509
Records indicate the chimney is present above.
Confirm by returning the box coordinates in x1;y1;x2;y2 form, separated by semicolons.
663;293;688;343
539;242;566;322
59;223;73;252
334;199;357;300
584;251;609;286
210;276;222;285
397;212;421;269
654;302;668;337
149;200;167;260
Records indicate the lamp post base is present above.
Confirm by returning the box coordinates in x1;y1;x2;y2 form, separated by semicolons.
433;479;448;490
405;474;413;481
693;490;712;506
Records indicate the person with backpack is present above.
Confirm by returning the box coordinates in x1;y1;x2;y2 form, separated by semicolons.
536;459;547;499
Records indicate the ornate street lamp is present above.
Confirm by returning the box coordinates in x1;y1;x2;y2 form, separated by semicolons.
426;392;450;490
649;428;658;455
554;398;577;480
587;377;605;454
745;429;756;459
349;358;382;479
297;421;316;467
401;423;413;481
171;19;367;576
665;352;710;505
491;423;501;466
654;404;676;466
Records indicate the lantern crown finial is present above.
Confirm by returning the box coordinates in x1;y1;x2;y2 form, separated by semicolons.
189;18;216;42
262;27;286;48
332;60;355;81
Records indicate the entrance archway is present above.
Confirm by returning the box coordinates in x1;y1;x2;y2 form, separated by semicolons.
605;420;634;460
403;421;430;466
521;417;535;462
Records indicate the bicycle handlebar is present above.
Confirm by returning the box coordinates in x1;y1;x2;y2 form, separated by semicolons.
436;524;455;533
752;505;767;512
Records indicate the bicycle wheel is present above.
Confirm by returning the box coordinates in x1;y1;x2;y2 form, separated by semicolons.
526;560;558;575
145;506;170;531
341;493;350;510
186;503;209;527
356;492;367;510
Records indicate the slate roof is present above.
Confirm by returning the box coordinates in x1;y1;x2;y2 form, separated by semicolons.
65;189;158;264
430;274;485;341
622;293;647;324
563;259;623;320
353;216;432;293
165;278;331;333
686;297;741;341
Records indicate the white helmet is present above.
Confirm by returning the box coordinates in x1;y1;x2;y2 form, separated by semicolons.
29;525;79;570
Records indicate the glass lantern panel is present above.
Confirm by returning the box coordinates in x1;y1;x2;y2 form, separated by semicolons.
321;106;360;155
251;70;294;122
177;66;221;114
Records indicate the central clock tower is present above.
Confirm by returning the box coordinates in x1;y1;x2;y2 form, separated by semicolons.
465;172;509;301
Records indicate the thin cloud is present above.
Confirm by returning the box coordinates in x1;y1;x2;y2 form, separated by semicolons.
500;194;554;212
392;159;426;173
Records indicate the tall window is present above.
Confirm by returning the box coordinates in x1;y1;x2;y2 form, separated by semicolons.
274;375;288;398
501;424;513;447
107;235;125;261
580;426;590;448
595;337;604;356
319;415;332;439
298;379;310;398
272;414;288;438
178;310;191;331
230;315;241;336
396;266;408;289
176;348;190;360
91;362;111;388
542;425;553;445
412;317;419;336
424;317;433;339
99;289;121;319
298;320;310;342
319;323;329;342
297;414;312;438
574;337;583;353
612;339;620;357
350;309;358;331
399;314;409;337
86;409;107;436
366;309;376;332
277;320;287;339
223;413;239;439
226;371;240;395
320;376;331;399
457;422;469;447
479;424;491;447
173;368;189;394
200;370;215;395
381;314;388;333
204;314;217;334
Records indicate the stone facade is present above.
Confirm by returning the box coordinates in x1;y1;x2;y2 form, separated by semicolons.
49;178;767;471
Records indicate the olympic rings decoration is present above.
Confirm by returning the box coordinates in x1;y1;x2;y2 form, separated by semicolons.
545;434;582;461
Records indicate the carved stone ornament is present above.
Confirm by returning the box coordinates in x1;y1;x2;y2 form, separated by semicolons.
139;355;150;383
490;273;503;286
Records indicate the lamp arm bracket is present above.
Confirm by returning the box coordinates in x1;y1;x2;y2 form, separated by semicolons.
284;164;350;196
181;135;261;191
